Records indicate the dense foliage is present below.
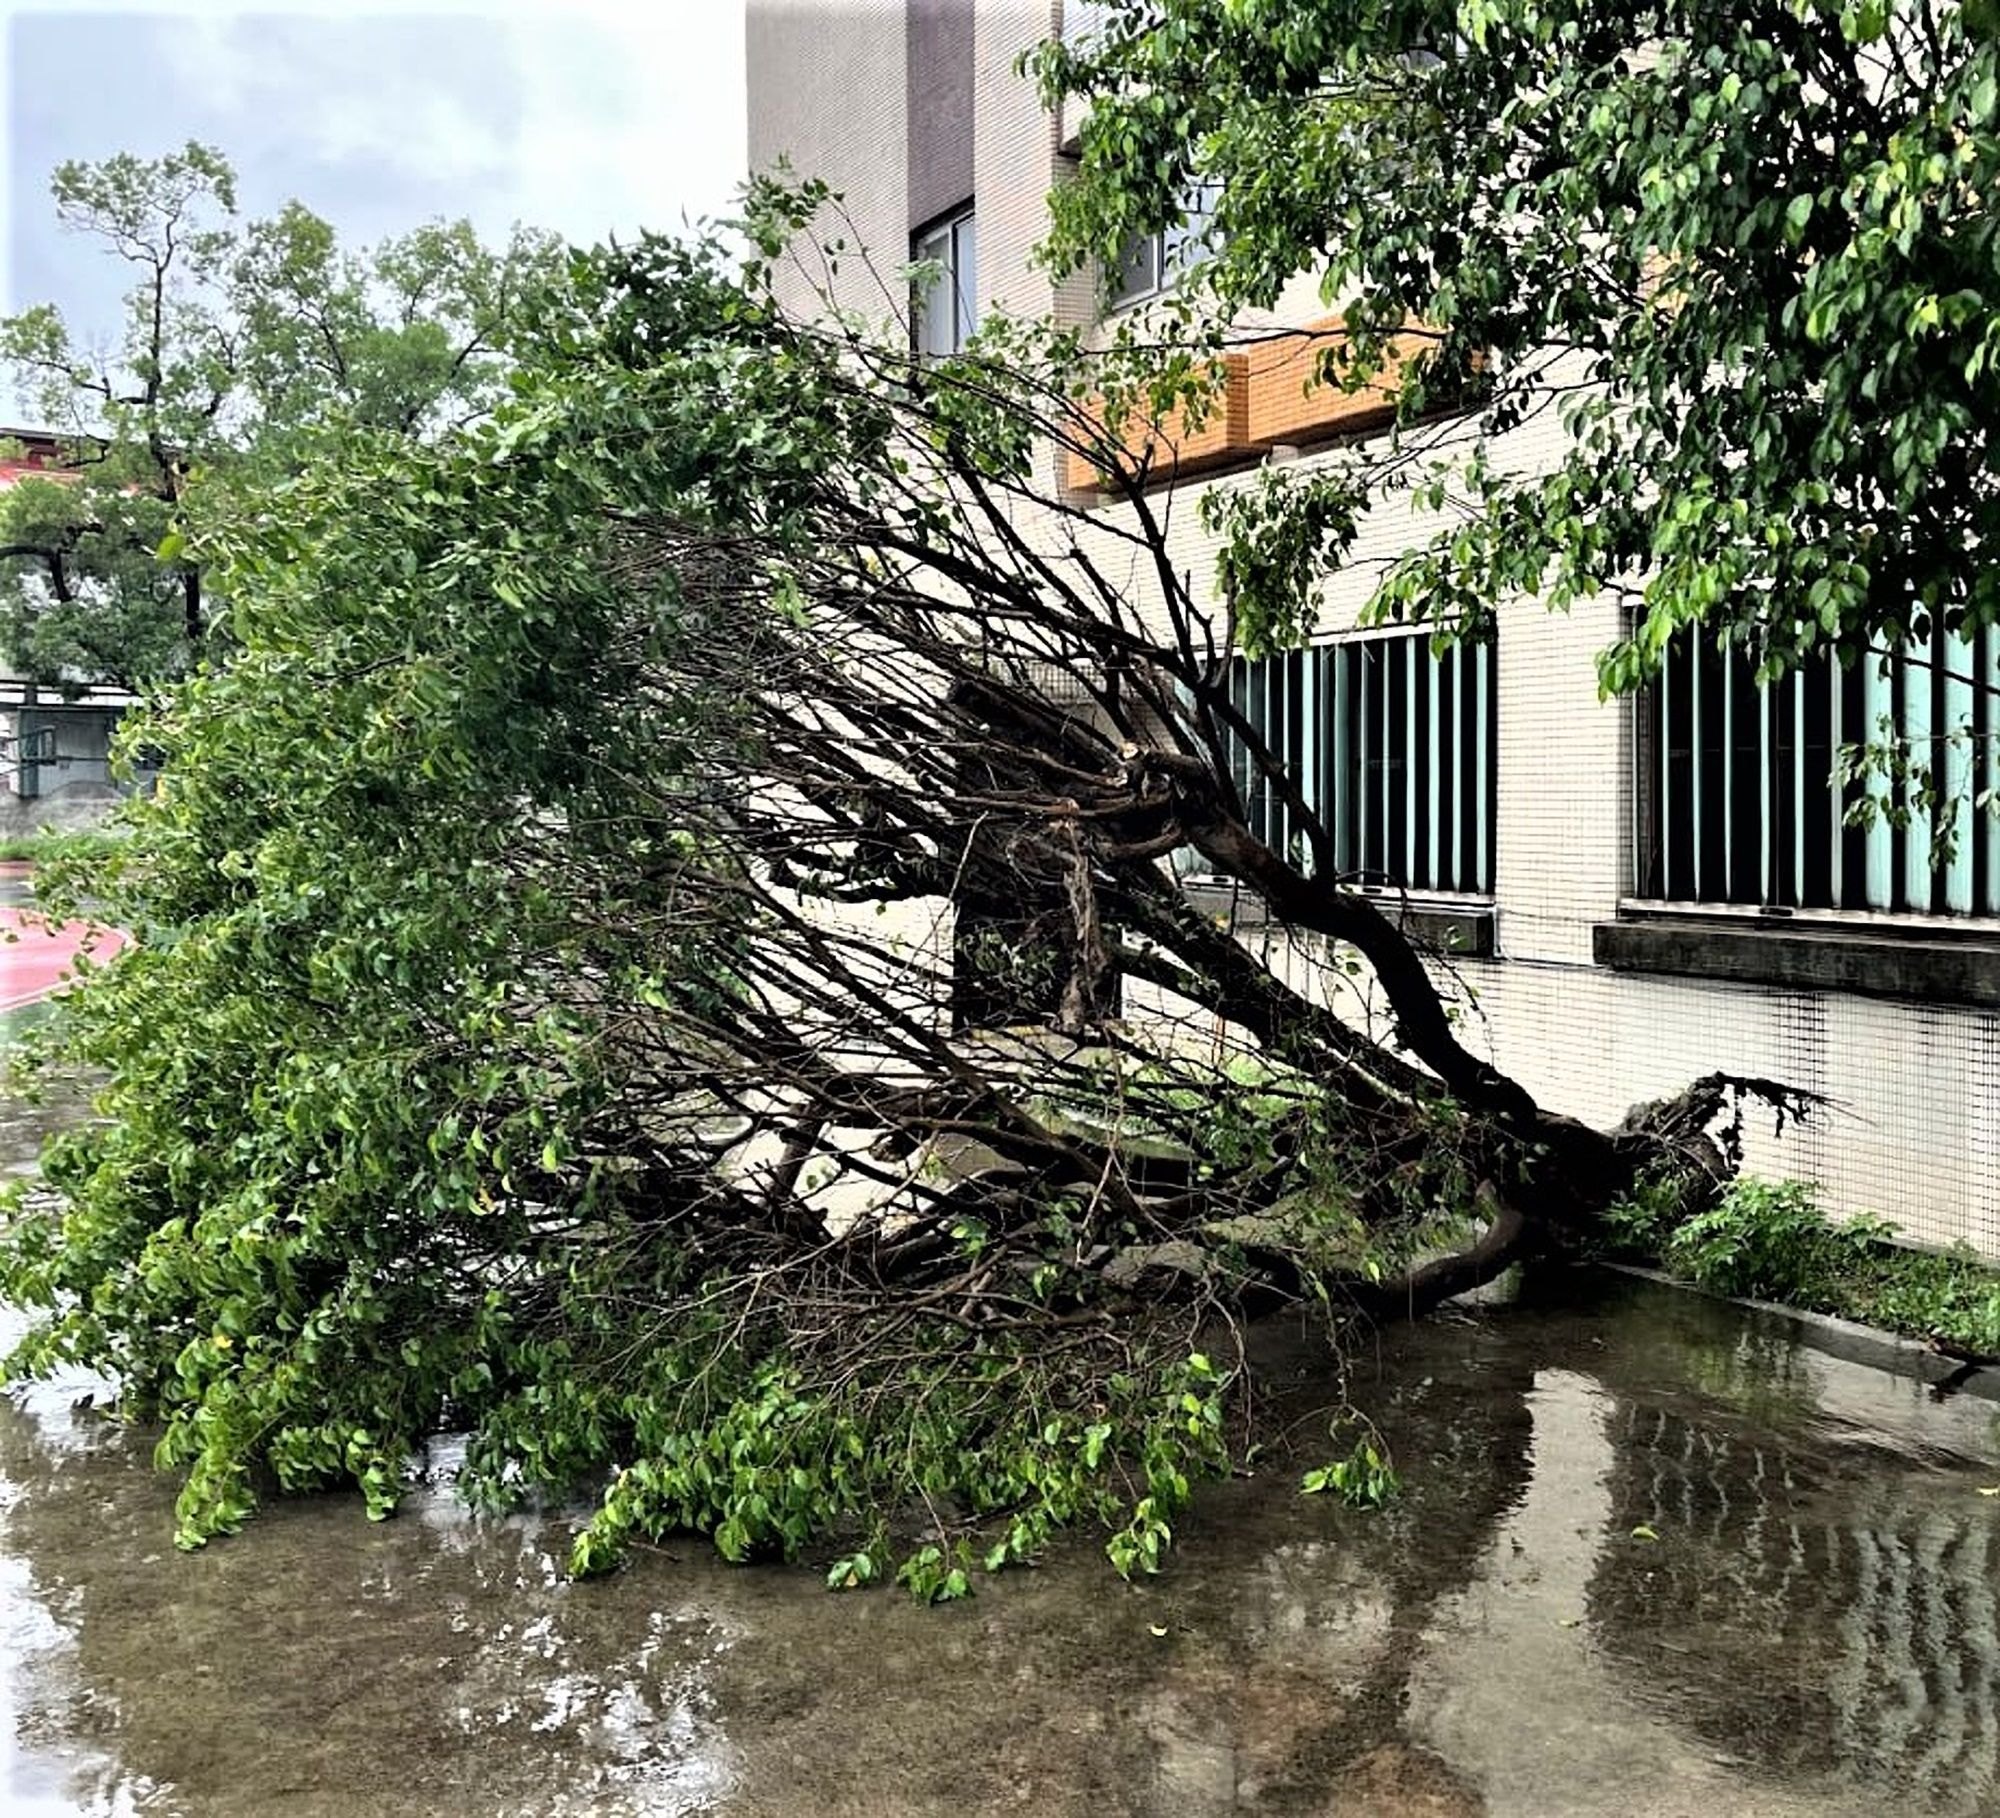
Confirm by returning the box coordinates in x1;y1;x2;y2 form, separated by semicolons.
2;195;1758;1588
0;226;1266;1587
0;142;559;689
1036;0;1999;688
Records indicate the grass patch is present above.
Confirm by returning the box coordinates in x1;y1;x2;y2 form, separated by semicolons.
1606;1175;2000;1357
0;829;125;865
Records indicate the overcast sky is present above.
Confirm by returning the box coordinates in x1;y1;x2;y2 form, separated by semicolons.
2;0;748;399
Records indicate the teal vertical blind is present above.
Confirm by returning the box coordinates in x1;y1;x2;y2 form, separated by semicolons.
1223;631;1495;893
1638;622;2000;915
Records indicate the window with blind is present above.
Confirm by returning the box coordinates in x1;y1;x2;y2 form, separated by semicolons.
1636;623;2000;917
1221;631;1496;895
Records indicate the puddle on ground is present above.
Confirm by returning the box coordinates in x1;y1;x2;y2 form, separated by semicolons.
3;1026;1998;1814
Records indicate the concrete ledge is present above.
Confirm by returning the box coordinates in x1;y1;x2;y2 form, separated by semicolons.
1599;1262;2000;1403
1594;915;2000;1009
1184;882;1494;957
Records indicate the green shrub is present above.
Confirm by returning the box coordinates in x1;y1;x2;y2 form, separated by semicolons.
1640;1176;2000;1358
1662;1179;1875;1301
1600;1168;1701;1260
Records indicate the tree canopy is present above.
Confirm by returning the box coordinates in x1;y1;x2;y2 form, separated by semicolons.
1034;0;2000;689
0;142;560;690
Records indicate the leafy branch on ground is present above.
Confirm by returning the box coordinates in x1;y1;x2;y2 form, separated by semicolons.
0;204;1745;1591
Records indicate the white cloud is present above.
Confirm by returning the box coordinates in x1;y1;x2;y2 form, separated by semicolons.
504;2;748;244
156;9;266;118
3;0;747;281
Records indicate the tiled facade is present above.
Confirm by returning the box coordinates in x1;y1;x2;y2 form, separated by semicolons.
746;1;2000;1255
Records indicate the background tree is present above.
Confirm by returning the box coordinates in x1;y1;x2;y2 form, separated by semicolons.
1;211;1777;1591
0;142;560;690
1033;0;1999;698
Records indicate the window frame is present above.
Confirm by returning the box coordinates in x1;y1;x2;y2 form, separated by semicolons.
1105;179;1224;313
911;203;977;359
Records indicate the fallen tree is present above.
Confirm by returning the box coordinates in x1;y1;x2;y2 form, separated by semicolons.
1;216;1797;1593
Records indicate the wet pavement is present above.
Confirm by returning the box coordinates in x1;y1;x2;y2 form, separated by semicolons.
4;1015;2000;1814
0;869;125;1016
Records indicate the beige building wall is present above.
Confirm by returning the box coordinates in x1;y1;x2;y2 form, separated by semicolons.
973;5;1058;318
746;2;2000;1257
747;2;911;325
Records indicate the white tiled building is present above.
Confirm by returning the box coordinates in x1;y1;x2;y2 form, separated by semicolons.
747;1;2000;1257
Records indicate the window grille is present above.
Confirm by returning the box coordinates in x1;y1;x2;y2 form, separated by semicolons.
1222;631;1495;894
1636;623;2000;917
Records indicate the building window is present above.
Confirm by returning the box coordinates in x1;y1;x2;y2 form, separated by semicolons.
1636;623;2000;917
1220;630;1496;895
1109;180;1222;310
913;206;976;357
1061;0;1113;46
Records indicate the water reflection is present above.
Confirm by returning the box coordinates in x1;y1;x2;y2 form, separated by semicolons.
0;1392;741;1816
1591;1390;2000;1808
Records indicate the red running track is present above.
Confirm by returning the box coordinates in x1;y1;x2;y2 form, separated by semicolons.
0;903;129;1011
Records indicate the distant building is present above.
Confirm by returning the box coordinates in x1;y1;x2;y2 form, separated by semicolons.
0;427;78;486
0;426;144;816
746;4;2000;1259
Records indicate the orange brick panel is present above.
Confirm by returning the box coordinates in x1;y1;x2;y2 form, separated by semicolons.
1065;439;1107;493
1065;355;1252;492
1243;316;1412;448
